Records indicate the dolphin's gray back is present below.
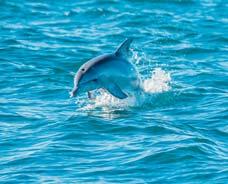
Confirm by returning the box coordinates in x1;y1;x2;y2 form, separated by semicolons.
90;54;133;74
81;38;133;73
82;54;113;69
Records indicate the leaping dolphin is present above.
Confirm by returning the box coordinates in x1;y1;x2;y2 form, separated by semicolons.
70;38;141;99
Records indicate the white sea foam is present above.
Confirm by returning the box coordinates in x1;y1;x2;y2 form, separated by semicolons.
143;68;171;93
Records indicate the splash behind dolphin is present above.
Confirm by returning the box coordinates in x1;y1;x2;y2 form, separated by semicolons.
70;38;141;99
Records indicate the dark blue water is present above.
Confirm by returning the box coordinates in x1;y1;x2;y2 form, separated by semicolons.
1;0;228;183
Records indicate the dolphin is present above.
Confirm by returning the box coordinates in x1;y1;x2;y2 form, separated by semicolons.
70;38;141;99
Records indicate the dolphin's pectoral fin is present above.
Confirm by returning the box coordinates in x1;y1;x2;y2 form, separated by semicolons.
115;38;133;57
104;82;128;99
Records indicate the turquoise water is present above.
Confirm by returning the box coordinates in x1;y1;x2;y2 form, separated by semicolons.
1;0;228;183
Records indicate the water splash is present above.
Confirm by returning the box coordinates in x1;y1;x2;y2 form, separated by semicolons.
78;67;171;111
143;68;171;93
75;49;172;111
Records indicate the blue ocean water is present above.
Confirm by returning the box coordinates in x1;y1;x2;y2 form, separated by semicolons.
0;0;228;183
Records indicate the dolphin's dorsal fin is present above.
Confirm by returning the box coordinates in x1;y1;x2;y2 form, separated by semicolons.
115;38;133;57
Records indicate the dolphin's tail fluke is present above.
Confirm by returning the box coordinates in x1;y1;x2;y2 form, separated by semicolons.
115;38;133;57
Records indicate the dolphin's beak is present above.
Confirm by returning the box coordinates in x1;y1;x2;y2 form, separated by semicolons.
70;87;78;98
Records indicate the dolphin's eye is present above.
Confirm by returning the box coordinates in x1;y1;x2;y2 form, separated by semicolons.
81;68;85;72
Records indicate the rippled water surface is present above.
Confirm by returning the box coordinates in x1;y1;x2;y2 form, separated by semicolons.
1;0;228;183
